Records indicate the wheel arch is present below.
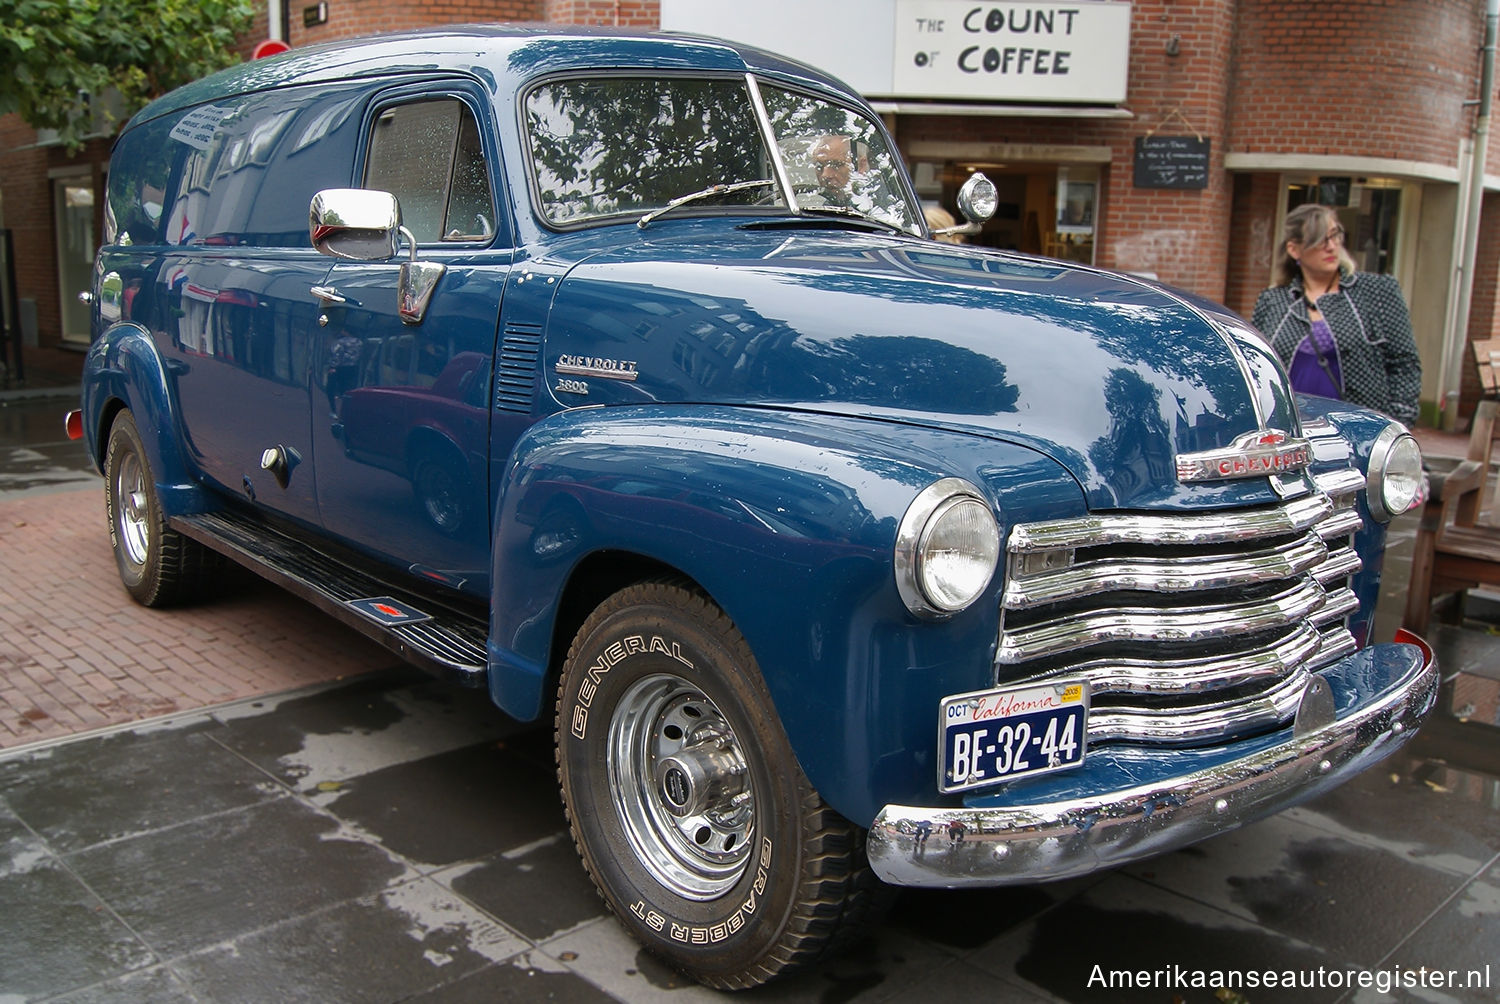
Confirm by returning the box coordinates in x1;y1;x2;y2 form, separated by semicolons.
82;322;209;515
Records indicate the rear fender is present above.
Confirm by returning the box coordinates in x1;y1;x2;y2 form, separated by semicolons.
81;322;208;515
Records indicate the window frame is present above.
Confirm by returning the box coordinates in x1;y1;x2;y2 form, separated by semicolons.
354;81;504;249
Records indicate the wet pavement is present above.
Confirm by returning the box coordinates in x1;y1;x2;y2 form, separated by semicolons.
1;393;1499;1002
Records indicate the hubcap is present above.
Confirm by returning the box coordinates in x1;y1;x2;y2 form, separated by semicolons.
114;452;150;567
608;674;754;900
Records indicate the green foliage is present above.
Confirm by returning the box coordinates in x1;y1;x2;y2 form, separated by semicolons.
0;0;255;149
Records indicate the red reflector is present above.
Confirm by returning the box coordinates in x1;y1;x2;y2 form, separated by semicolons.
1393;628;1434;667
64;410;84;440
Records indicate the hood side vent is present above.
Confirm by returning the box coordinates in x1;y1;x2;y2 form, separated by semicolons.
496;323;542;413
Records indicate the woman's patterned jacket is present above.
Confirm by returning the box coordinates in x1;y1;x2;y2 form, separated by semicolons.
1252;270;1422;427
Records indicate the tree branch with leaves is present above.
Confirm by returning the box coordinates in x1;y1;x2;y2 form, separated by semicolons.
0;0;254;150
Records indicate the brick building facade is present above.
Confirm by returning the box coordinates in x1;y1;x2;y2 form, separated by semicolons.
2;0;1497;424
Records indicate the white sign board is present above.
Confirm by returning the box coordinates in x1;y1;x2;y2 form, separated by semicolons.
661;0;1131;103
169;105;230;151
660;0;896;96
893;1;1131;102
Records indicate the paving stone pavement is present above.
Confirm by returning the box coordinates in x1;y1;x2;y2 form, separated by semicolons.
1;669;1498;1003
0;486;398;748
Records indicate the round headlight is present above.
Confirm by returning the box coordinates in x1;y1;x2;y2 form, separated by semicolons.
896;479;1000;617
1366;424;1424;522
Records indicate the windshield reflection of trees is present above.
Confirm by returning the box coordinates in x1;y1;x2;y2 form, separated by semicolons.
527;77;768;224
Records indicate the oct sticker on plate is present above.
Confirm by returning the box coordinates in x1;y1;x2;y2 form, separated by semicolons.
939;680;1088;793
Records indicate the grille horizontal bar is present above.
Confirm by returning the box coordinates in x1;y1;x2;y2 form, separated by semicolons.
1008;493;1332;552
1004;534;1328;610
1010;622;1322;697
998;578;1329;664
997;473;1366;748
1088;666;1311;745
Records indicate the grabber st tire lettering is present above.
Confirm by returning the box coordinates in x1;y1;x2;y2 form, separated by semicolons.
555;581;883;989
103;411;220;607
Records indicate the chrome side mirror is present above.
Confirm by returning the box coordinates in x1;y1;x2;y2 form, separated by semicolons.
310;189;401;261
309;189;445;325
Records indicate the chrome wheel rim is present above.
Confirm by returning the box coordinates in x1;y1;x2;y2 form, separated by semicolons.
114;451;150;567
608;673;755;900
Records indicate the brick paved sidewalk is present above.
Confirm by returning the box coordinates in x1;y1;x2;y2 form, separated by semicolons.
0;487;396;749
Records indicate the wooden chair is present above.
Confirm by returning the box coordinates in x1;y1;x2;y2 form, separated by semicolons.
1402;392;1500;636
1474;338;1500;398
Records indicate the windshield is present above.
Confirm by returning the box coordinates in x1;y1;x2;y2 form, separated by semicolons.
756;83;917;232
524;74;919;233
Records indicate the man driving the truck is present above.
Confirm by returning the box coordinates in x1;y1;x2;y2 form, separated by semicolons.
808;133;864;208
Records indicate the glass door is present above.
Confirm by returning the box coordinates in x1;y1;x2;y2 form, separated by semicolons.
53;177;95;346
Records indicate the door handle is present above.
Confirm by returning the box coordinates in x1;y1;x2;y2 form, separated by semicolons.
310;285;346;304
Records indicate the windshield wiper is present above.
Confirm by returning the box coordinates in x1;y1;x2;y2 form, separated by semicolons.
637;179;779;229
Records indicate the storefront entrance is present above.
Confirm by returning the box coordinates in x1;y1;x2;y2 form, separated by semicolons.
1285;176;1403;276
905;145;1107;266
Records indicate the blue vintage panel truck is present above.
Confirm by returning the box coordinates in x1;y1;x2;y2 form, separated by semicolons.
75;25;1435;988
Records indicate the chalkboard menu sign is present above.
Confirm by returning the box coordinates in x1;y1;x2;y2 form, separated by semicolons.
1133;136;1211;190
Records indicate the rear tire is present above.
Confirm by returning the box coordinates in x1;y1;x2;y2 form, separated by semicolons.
555;581;882;989
103;411;219;606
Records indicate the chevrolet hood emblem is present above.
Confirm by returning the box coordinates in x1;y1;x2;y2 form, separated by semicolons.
1176;429;1312;483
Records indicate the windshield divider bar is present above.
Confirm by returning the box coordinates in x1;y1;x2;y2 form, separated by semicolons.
745;74;800;216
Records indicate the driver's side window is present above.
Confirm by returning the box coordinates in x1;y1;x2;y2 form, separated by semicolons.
364;97;495;244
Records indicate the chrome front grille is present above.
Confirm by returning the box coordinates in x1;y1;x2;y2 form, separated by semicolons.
997;470;1365;747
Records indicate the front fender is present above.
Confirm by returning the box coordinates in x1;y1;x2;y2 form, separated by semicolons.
485;404;1084;826
1294;394;1408;644
82;322;207;515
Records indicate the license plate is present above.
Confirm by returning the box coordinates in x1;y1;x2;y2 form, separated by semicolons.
939;680;1089;793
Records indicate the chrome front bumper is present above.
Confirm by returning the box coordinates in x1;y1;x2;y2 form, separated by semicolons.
867;636;1437;888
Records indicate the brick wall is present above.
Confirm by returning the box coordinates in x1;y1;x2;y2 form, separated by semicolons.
1226;0;1482;169
273;0;661;47
281;0;541;47
541;0;658;25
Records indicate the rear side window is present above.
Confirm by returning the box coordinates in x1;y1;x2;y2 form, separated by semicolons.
106;84;365;249
364;98;495;244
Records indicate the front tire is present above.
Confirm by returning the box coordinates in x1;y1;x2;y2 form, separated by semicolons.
103;411;219;606
555;582;880;989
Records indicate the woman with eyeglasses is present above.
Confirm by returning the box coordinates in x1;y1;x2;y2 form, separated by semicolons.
1252;203;1422;427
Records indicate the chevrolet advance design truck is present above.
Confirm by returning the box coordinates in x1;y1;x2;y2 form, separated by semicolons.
76;25;1435;988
